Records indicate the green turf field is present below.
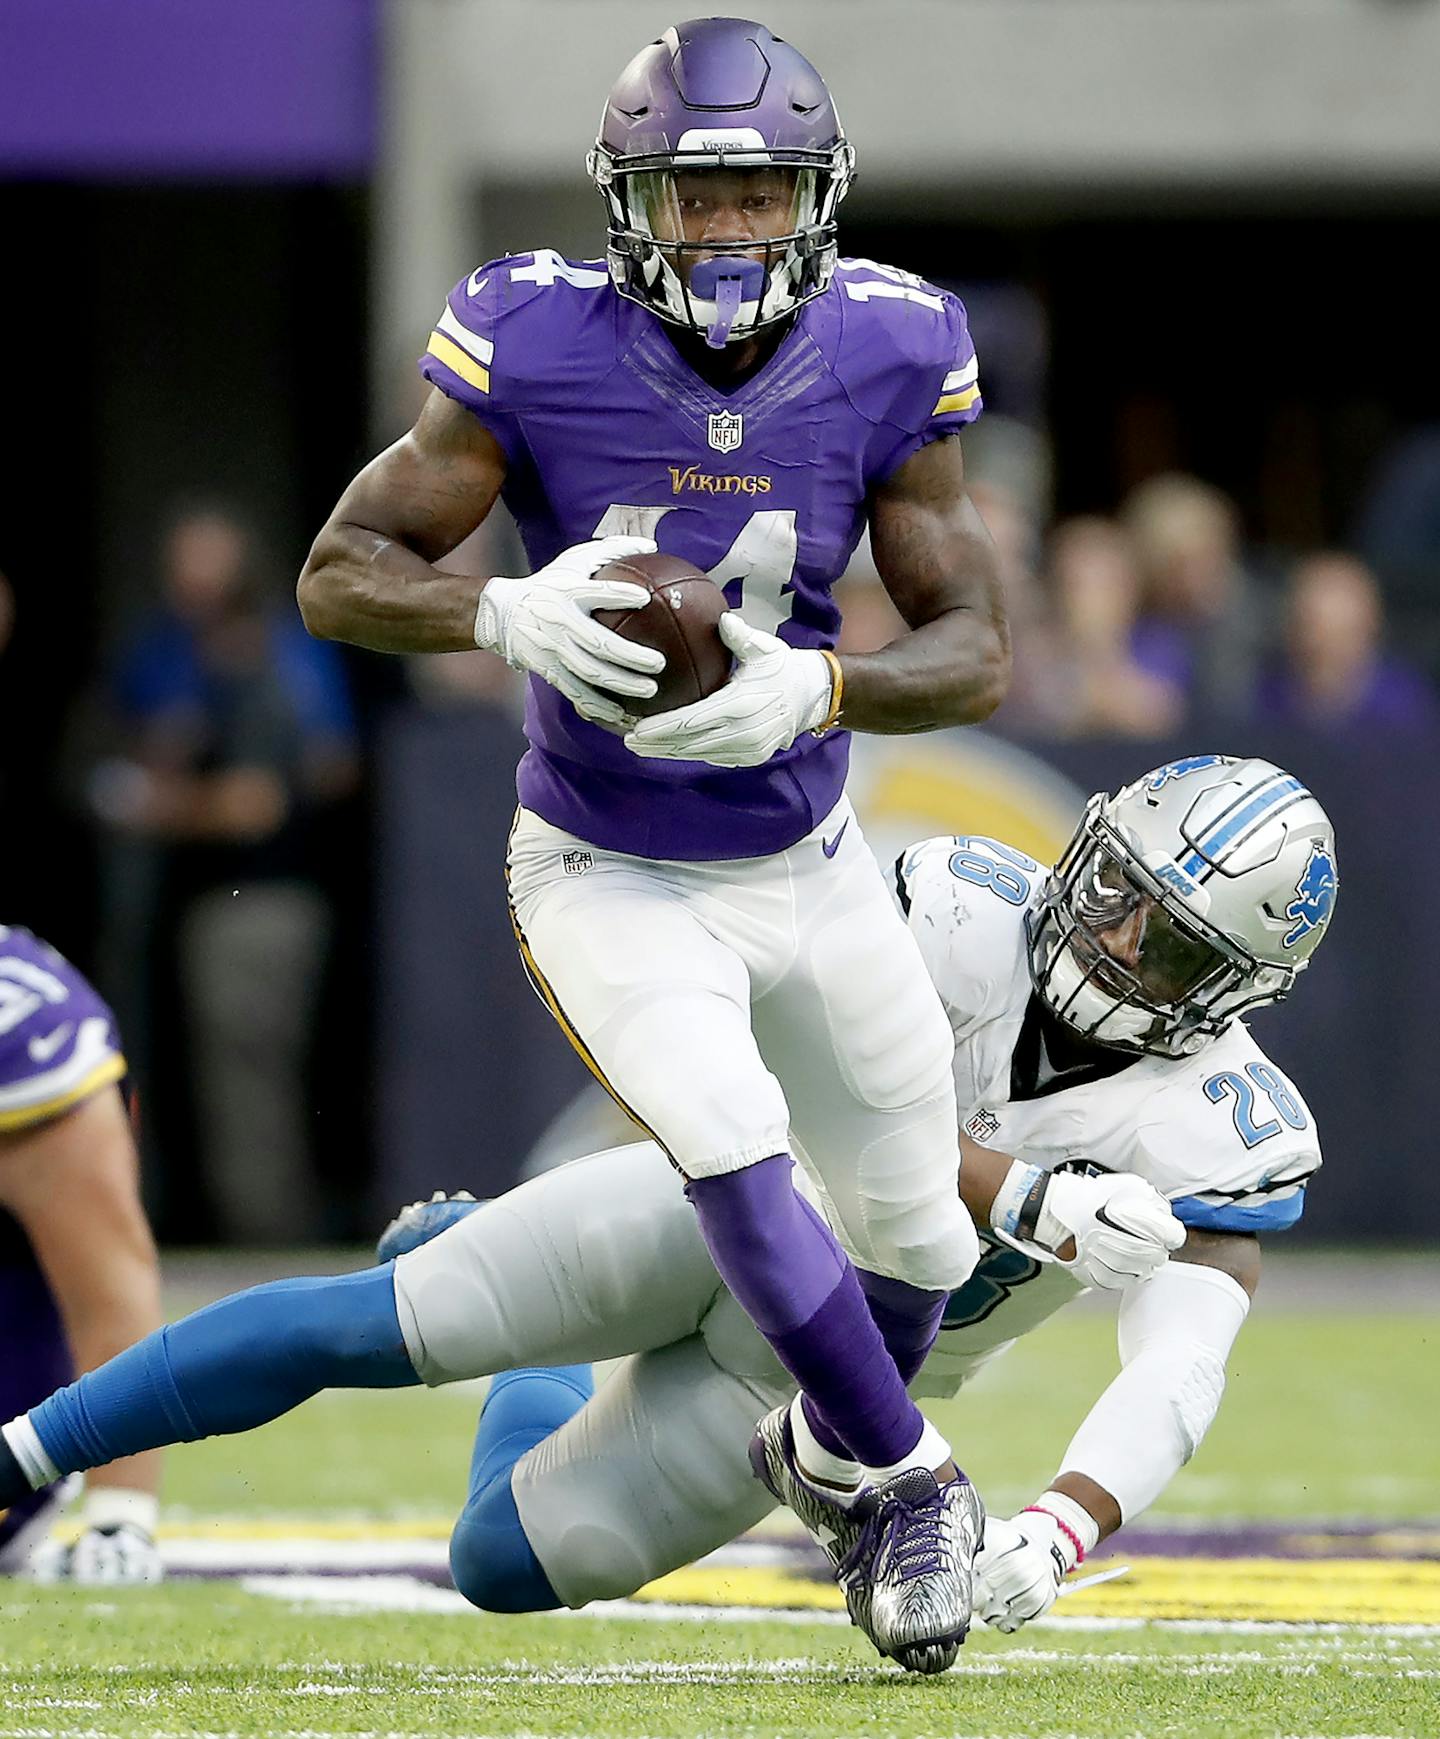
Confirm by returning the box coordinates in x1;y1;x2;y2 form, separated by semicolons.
1;1252;1436;1738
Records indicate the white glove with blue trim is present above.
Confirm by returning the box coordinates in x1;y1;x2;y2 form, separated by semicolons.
474;535;664;727
624;614;835;767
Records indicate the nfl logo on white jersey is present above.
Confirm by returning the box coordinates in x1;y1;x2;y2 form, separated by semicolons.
707;410;743;453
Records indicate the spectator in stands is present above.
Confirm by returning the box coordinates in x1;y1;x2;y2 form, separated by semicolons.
1256;551;1439;732
1352;421;1440;595
1121;473;1267;722
91;504;358;1243
1040;516;1184;738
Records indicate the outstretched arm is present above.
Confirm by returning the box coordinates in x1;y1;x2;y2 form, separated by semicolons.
974;1229;1258;1632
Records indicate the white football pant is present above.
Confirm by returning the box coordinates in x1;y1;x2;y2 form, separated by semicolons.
505;799;977;1291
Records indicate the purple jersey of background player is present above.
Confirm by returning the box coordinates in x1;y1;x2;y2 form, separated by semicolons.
420;253;983;860
0;926;125;1134
0;926;127;1559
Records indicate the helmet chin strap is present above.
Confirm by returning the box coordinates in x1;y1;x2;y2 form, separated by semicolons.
689;257;767;348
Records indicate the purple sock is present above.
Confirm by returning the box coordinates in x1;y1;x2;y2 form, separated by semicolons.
801;1269;948;1460
686;1156;924;1468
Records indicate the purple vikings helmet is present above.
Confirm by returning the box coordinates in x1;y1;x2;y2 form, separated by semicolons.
587;18;855;347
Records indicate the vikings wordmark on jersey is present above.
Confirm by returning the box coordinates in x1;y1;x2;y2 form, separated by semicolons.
420;251;982;861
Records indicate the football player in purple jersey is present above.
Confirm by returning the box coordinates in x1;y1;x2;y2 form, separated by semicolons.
296;18;1008;1667
0;928;164;1583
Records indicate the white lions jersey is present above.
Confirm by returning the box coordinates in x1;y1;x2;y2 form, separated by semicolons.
896;835;1321;1400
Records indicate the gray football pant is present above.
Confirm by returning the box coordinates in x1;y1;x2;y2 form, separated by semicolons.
392;1142;793;1607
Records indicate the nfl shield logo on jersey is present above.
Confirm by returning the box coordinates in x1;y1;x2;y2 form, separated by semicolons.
707;410;743;453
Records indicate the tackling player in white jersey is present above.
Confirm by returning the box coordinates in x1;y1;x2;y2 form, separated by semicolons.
0;755;1335;1644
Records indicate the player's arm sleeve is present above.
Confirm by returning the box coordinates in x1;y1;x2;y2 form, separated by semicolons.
894;835;1019;1037
1137;1073;1322;1237
1052;1256;1251;1522
0;1018;126;1134
866;289;984;485
418;266;527;466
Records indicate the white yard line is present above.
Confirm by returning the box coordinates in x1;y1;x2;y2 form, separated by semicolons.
237;1573;1440;1638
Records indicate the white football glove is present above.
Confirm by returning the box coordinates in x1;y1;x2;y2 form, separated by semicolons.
473;535;664;727
624;613;835;767
1039;1171;1185;1291
973;1512;1071;1632
32;1523;164;1586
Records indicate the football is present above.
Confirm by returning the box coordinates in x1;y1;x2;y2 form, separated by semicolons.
592;551;733;718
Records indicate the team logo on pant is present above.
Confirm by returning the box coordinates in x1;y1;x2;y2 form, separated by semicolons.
707;410;743;453
562;850;594;877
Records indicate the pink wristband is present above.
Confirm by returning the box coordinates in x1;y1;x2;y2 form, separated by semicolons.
1022;1503;1087;1565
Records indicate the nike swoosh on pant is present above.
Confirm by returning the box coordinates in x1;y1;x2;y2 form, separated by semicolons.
822;819;849;859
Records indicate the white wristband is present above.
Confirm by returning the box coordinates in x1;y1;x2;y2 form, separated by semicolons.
82;1487;159;1536
1023;1488;1100;1569
989;1160;1047;1240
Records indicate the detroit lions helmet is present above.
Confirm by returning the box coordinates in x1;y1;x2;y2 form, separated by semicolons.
588;18;854;347
1027;756;1338;1057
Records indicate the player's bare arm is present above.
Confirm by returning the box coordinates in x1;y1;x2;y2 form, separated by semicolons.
846;435;1011;731
300;389;663;724
1171;1224;1261;1295
297;389;508;653
0;1090;163;1507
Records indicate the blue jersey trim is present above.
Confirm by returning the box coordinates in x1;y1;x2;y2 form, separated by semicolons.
1170;1191;1306;1233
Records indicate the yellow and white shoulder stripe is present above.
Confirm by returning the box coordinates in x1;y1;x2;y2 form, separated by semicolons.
427;303;494;393
933;356;980;416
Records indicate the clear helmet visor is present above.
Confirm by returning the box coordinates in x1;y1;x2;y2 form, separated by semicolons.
1031;831;1258;1055
623;165;820;251
1072;850;1231;1006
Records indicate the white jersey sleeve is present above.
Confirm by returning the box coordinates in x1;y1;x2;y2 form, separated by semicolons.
896;835;1038;1040
1129;1026;1321;1234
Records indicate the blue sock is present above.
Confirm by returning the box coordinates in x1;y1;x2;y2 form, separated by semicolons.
27;1267;417;1477
448;1364;593;1613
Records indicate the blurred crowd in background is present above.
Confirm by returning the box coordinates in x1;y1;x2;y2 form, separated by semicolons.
3;414;1437;1245
5;1;1440;1248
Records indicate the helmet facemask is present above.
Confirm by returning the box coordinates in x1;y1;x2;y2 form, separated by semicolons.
589;141;854;346
1027;804;1294;1058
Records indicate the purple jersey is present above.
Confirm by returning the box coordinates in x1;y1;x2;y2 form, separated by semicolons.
420;251;982;860
0;927;125;1133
